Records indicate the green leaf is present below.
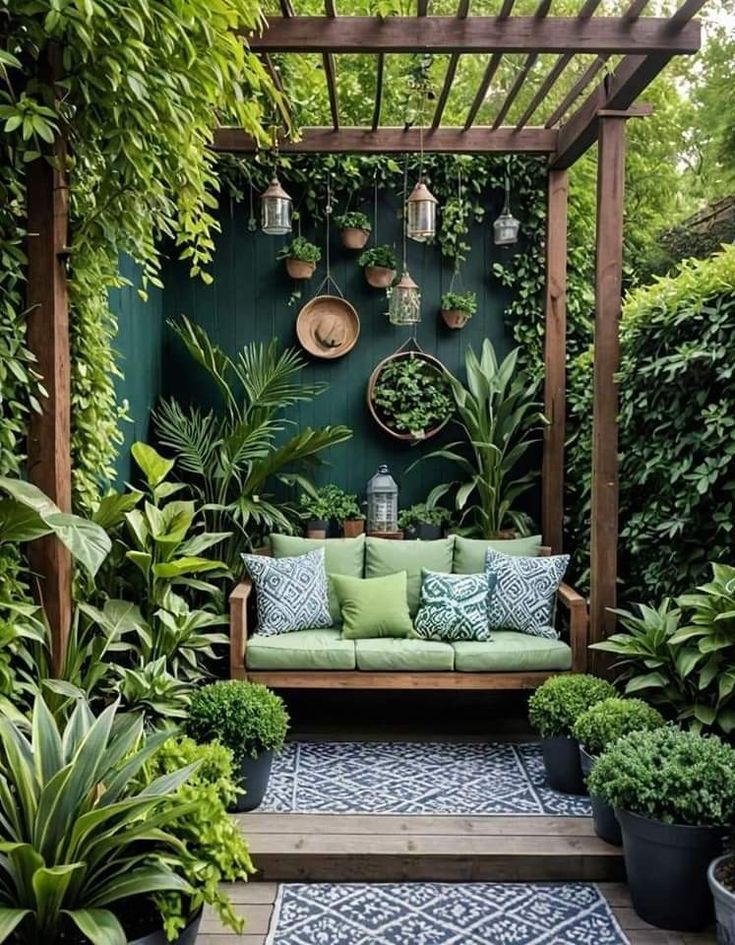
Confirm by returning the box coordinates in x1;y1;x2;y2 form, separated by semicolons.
64;909;126;945
0;909;30;943
131;443;174;489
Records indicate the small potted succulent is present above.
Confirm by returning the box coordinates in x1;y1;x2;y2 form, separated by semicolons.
527;674;616;794
298;488;334;538
440;290;478;329
186;680;290;812
359;243;398;288
572;697;665;845
335;211;372;250
589;727;735;932
709;853;735;945
277;235;321;279
398;503;452;540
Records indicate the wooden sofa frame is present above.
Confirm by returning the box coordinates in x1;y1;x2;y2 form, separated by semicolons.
229;546;588;689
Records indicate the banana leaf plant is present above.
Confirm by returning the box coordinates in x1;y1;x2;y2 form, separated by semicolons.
153;316;352;568
411;341;545;538
0;696;197;945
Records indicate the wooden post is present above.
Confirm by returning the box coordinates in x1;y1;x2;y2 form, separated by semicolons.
541;168;568;553
26;87;72;675
589;116;626;661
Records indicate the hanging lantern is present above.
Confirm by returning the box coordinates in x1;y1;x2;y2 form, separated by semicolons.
388;271;421;325
260;176;292;235
367;464;398;534
406;181;438;243
493;177;520;246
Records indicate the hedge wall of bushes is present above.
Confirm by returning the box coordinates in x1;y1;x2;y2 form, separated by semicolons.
566;246;735;602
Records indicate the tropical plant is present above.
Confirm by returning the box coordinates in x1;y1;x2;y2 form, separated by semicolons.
299;485;362;522
298;489;333;522
154;317;352;567
186;680;290;764
572;697;665;756
0;696;196;945
358;244;397;270
440;290;478;317
528;674;617;738
398;503;452;530
415;341;545;538
334;211;371;231
276;236;321;264
372;357;453;438
587;727;735;826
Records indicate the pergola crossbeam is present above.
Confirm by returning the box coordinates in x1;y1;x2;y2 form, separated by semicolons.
432;0;470;130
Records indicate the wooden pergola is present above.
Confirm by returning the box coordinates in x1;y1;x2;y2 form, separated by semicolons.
28;0;705;671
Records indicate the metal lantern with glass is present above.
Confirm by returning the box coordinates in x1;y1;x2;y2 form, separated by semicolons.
493;176;520;246
366;465;398;534
406;181;438;243
260;176;292;236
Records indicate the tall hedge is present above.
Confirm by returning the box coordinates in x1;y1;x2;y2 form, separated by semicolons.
567;246;735;602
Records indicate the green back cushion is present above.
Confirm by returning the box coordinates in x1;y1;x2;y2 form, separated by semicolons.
270;533;365;623
453;535;542;575
332;572;414;640
365;536;454;616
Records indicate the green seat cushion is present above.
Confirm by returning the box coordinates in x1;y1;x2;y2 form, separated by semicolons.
452;632;572;672
332;572;414;640
270;534;365;623
366;536;455;616
246;628;355;671
355;638;454;672
453;535;542;574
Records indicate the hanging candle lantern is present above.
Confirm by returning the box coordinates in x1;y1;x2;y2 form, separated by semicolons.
493;177;520;246
260;176;292;235
367;464;398;534
388;271;421;325
406;181;438;243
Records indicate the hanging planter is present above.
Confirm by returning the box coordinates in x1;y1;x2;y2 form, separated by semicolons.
440;290;477;330
388;271;421;326
367;349;453;443
335;211;372;250
359;244;397;288
277;236;321;280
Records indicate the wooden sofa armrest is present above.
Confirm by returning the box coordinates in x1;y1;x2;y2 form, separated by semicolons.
556;582;588;673
229;579;253;680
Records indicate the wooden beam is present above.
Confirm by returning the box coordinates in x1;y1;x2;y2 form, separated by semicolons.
372;53;384;131
246;16;700;54
542;169;568;555
589;116;626;662
323;0;339;130
431;0;470;130
26;54;72;676
213;125;558;153
544;55;607;128
491;0;551;129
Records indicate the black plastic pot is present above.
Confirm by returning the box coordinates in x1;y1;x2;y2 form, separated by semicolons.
130;907;202;945
233;750;274;812
403;523;442;541
541;735;586;795
617;809;727;932
579;746;622;846
709;854;735;945
306;519;328;539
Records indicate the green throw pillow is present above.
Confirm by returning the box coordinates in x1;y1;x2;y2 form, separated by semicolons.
332;572;414;640
365;536;454;616
453;535;542;574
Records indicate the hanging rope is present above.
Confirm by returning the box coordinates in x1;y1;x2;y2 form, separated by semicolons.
402;156;409;273
247;181;256;232
313;173;346;298
373;170;379;245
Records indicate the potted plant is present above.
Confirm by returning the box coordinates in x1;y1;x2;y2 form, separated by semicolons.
186;680;290;812
588;727;735;932
335;211;372;250
277;235;321;279
336;489;366;537
371;355;454;442
527;674;616;794
359;243;397;288
298;488;334;538
440;290;478;329
709;854;735;945
398;503;452;540
572;697;665;845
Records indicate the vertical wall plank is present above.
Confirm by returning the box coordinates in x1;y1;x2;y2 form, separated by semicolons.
590;117;626;659
541;168;568;553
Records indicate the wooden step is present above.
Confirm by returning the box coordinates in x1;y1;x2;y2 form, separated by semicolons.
237;813;624;883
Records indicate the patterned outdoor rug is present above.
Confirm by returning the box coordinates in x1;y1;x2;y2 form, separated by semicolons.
261;742;592;817
267;882;628;945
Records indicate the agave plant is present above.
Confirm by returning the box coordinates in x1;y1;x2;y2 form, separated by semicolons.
412;341;545;538
0;696;196;945
154;316;352;568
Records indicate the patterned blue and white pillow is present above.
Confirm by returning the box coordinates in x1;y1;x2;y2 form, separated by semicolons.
485;549;569;639
414;569;497;642
242;548;332;636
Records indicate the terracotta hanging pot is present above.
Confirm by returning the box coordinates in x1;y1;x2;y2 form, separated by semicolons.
364;265;396;289
285;258;316;280
341;227;371;250
440;308;470;329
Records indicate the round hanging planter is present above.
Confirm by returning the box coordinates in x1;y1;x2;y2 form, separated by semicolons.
367;351;453;443
709;854;735;944
233;750;274;813
617;809;727;932
285;258;316;280
341;227;371;250
541;735;587;795
579;746;622;845
440;308;471;330
364;265;396;289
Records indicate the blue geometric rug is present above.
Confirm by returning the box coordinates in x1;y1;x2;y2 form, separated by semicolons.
262;742;591;817
267;882;628;944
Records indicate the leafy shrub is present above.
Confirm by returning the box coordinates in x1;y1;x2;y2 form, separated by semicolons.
398;503;452;529
441;290;478;317
372;357;453;437
359;244;397;269
528;674;616;738
335;211;371;231
572;697;665;755
277;235;321;263
186;680;290;763
299;484;363;521
587;727;735;826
